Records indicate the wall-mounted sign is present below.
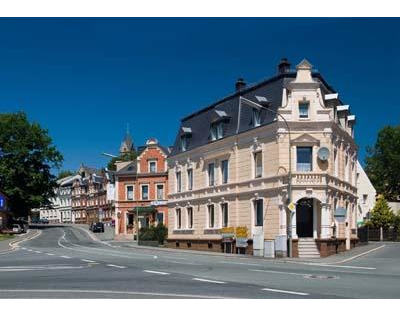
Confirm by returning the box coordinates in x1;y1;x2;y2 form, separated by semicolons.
235;226;248;239
236;238;248;248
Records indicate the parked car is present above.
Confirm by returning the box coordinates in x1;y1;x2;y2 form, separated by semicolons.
40;218;49;224
12;224;23;234
91;222;105;233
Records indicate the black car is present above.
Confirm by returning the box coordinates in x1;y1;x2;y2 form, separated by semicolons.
91;222;104;233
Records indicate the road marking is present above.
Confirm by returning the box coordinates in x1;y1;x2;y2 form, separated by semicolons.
261;288;309;296
218;261;262;267
46;253;55;256
335;245;386;264
143;270;170;275
287;261;376;270
34;251;42;254
107;264;126;269
250;269;313;277
26;249;33;252
192;278;227;284
21;248;26;250
164;260;199;266
81;259;96;263
0;289;236;299
60;256;72;259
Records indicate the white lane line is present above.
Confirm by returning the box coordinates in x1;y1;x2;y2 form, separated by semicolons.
162;256;188;260
26;249;33;252
218;261;262;267
34;251;42;254
46;253;55;256
336;245;386;264
261;288;309;296
250;269;313;277
107;264;126;269
0;289;236;299
21;248;27;250
61;256;72;259
192;278;227;284
287;261;376;270
164;260;199;266
143;270;170;275
81;259;96;263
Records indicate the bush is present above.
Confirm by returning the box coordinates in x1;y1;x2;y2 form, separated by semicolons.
139;223;168;244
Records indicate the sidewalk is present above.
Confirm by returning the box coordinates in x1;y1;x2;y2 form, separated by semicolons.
108;240;384;264
0;230;40;254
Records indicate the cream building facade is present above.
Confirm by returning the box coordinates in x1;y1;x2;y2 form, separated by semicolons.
167;59;359;258
356;161;376;225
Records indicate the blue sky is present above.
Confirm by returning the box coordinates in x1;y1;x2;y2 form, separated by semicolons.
0;18;398;172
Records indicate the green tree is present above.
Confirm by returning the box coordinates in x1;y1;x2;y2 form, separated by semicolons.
365;125;400;201
0;112;63;217
370;196;395;229
107;151;137;171
57;170;74;180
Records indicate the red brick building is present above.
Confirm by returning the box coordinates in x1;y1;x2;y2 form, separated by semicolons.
114;138;171;240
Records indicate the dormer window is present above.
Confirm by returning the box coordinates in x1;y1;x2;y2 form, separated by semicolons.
180;135;187;152
211;122;223;141
253;108;261;127
299;101;309;119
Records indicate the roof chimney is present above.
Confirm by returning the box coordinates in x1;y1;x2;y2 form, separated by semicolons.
235;78;246;92
278;58;291;74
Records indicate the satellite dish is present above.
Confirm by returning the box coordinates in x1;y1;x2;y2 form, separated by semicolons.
317;147;330;161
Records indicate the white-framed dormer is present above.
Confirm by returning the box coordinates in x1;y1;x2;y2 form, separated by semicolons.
148;159;157;173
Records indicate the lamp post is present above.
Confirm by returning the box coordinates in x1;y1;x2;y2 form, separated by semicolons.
136;206;139;245
238;96;294;257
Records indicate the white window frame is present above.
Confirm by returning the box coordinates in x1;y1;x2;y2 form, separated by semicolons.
207;204;215;228
140;184;149;201
221;202;229;228
208;163;215;186
175;208;182;229
176;171;182;193
299;101;310;119
180;136;187;152
187;168;193;191
253;108;261;127
148;160;157;173
221;160;229;184
125;184;134;201
254;199;264;227
254;151;263;178
187;207;193;229
211;122;223;141
156;183;165;201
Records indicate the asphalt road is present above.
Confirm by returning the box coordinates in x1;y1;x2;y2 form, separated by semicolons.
0;225;399;299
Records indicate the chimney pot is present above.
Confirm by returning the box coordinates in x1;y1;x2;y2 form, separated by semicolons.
278;58;291;74
235;78;246;92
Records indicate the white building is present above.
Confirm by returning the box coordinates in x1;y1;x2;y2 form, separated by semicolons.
39;175;75;223
356;161;376;226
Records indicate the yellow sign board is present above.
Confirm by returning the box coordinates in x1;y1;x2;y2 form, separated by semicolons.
288;202;296;211
221;227;235;234
235;226;248;239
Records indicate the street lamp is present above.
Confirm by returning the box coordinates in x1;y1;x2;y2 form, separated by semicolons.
238;96;294;257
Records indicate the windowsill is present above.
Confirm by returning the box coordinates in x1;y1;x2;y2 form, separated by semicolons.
173;229;194;235
299;117;310;120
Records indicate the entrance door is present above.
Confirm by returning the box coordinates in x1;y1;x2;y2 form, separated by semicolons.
296;198;314;238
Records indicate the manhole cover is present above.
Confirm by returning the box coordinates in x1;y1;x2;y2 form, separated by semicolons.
304;275;339;280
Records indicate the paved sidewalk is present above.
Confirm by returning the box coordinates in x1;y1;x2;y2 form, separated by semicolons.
108;240;383;264
0;230;39;254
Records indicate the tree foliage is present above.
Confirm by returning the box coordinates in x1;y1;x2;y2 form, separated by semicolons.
57;170;74;180
365;125;400;200
139;223;168;244
0;112;63;217
107;151;137;171
369;196;395;228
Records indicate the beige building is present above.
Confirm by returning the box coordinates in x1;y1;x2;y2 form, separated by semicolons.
356;161;376;225
167;58;359;258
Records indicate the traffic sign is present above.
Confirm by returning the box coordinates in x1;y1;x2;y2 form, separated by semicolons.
288;202;296;211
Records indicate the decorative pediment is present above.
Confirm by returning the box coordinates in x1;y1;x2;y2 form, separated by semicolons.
291;133;320;146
